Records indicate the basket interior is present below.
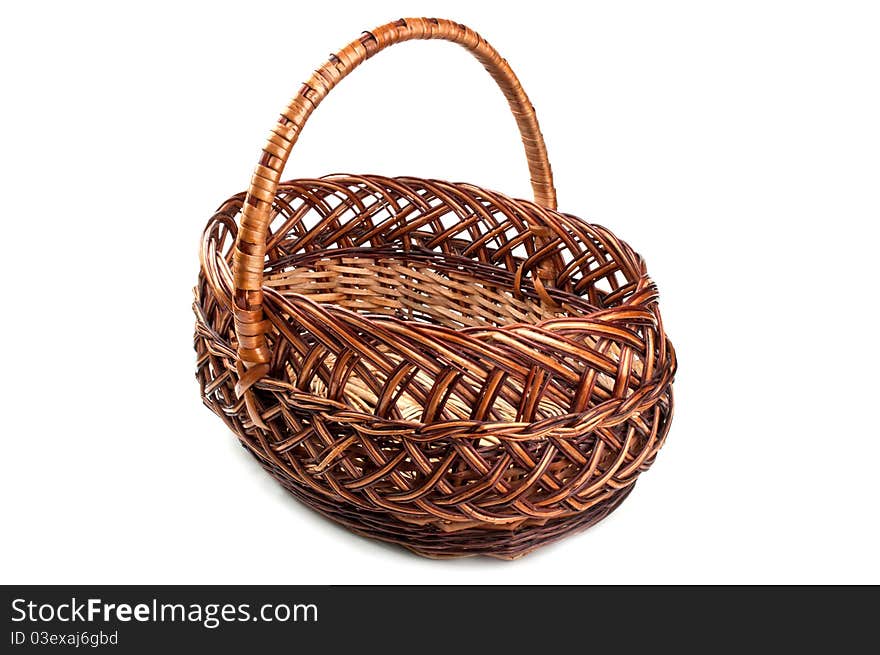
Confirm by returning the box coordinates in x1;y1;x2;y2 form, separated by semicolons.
263;248;594;329
261;248;638;427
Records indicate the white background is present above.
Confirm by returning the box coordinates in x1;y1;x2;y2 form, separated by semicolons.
2;0;878;584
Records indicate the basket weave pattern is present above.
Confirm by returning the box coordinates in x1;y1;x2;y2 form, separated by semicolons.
194;18;675;559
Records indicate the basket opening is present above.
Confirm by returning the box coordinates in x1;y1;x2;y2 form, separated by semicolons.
205;176;652;426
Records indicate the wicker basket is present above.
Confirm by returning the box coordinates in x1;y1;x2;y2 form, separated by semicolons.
194;17;676;559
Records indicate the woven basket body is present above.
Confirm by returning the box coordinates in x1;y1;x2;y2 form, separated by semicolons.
194;18;675;559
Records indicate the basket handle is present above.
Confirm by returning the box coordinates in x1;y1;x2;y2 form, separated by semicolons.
233;17;558;366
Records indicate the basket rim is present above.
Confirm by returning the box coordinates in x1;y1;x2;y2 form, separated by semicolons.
197;173;674;439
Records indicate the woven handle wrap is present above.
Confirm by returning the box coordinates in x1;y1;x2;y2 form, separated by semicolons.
233;17;557;366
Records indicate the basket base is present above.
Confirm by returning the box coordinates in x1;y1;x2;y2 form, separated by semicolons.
252;447;635;560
